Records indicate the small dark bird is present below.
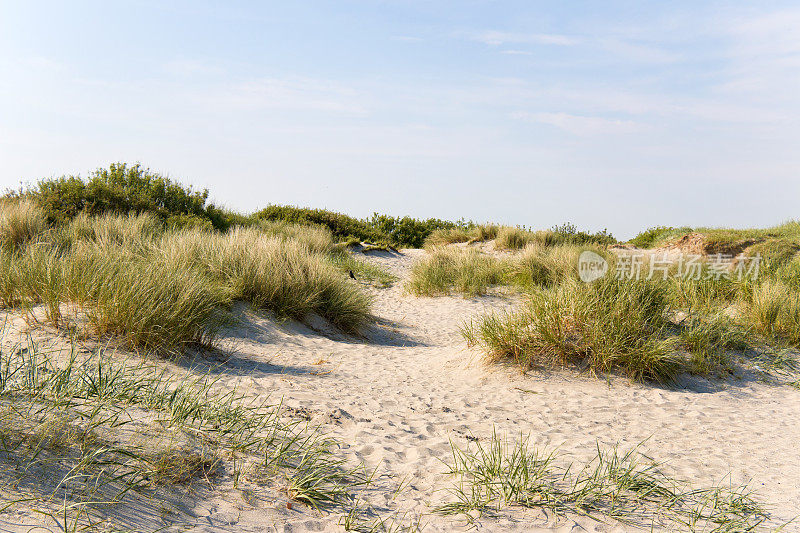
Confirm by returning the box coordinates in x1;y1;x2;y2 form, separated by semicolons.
349;270;357;280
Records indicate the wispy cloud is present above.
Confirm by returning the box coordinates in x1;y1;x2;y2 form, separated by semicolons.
472;31;580;47
513;111;639;136
163;59;225;77
499;49;532;56
193;77;369;115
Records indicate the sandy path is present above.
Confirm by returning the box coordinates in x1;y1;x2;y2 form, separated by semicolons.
181;249;799;532
2;249;799;532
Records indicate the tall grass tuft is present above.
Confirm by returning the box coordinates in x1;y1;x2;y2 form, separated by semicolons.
407;247;507;297
744;280;800;346
159;228;372;334
67;242;232;352
494;227;534;250
0;199;48;251
678;313;750;373
256;219;335;255
424;228;472;247
464;277;682;382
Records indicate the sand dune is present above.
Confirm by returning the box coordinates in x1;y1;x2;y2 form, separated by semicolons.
2;248;799;532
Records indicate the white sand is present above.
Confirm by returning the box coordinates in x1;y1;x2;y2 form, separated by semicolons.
2;248;799;532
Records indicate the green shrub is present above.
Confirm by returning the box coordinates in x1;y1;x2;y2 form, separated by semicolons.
26;163;232;231
166;213;215;232
254;205;469;248
368;213;464;248
548;222;616;246
254;205;388;244
407;247;507;297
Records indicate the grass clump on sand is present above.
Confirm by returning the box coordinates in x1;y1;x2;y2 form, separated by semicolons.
424;224;500;247
406;247;507;297
160;228;373;334
508;243;609;290
743;280;800;347
0;199;48;250
0;201;375;353
464;277;682;383
0;337;368;530
438;431;771;531
495;224;615;250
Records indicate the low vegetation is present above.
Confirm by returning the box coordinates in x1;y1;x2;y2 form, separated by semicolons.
406;247;506;297
424;224;500;247
464;277;682;382
406;243;608;297
461;241;800;382
495;223;616;250
0;337;369;530
628;220;800;260
439;430;772;530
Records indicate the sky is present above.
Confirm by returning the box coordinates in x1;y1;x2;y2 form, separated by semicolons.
1;1;799;238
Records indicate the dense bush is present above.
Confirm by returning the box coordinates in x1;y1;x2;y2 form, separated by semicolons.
254;205;469;248
254;205;387;244
22;163;235;231
368;213;466;248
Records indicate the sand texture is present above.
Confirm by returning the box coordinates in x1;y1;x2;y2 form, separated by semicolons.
1;248;799;532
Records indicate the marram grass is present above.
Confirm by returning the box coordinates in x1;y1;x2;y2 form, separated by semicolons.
0;204;374;353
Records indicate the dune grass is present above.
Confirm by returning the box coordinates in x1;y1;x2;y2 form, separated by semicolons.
438;430;772;530
0;336;369;530
743;280;800;346
464;277;682;382
0;199;48;250
424;224;500;248
425;228;472;247
406;247;507;297
0;203;376;353
463;244;800;381
495;225;615;250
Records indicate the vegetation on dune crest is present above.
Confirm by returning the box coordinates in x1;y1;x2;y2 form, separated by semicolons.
254;204;470;248
406;247;507;297
462;245;800;382
495;223;616;250
0;200;376;353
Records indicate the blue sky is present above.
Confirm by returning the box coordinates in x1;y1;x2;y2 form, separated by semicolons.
1;1;798;238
